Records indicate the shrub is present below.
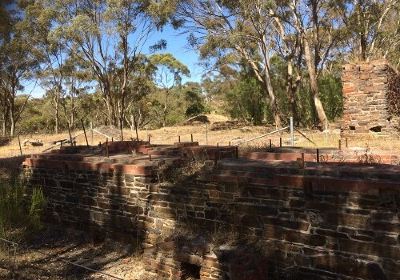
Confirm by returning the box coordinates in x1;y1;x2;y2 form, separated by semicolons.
0;179;46;240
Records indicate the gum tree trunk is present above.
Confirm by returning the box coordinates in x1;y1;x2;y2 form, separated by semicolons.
303;39;328;130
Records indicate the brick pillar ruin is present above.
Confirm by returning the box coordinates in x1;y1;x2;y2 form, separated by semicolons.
341;59;400;136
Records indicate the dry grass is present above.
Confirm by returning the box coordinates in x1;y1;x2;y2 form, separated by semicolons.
1;124;400;159
0;227;148;280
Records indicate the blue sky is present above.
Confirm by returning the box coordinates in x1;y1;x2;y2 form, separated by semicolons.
27;25;203;97
147;25;204;82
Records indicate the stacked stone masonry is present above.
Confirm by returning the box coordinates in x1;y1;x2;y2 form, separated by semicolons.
342;59;400;135
23;142;400;280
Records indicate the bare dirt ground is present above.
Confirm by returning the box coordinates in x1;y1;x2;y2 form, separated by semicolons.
1;121;400;160
0;227;149;280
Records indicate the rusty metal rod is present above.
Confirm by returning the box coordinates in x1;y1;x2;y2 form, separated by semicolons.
235;146;239;159
105;139;109;158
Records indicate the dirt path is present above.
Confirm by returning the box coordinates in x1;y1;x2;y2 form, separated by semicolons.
0;227;150;280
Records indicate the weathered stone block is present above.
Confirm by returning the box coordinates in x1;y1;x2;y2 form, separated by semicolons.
341;60;400;136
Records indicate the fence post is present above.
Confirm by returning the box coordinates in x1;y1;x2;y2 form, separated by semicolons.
235;146;239;159
290;117;294;146
105;139;109;157
301;153;305;168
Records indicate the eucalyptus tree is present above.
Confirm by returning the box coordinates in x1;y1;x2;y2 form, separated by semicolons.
150;53;190;127
0;0;13;135
60;58;92;130
176;0;284;127
0;0;13;42
123;54;156;139
274;0;345;130
20;0;71;134
44;0;177;139
0;2;38;136
335;0;400;63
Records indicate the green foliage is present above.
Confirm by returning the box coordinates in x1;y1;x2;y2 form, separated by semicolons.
18;97;51;134
29;187;46;232
225;75;265;125
2;0;398;134
150;53;190;88
0;180;25;237
185;83;206;117
0;179;46;239
318;73;343;121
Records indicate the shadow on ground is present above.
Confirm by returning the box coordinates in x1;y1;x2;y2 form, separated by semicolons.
0;226;148;280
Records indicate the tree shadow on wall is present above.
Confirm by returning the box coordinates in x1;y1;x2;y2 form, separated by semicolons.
24;157;147;279
23;152;400;280
146;159;398;280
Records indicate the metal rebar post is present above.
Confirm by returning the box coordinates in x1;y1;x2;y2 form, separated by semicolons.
235;146;239;159
290;117;294;146
105;139;109;157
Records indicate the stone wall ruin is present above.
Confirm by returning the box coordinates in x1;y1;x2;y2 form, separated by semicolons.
341;59;400;135
22;141;400;280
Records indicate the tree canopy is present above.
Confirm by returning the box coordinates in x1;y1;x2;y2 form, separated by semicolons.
0;0;399;136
